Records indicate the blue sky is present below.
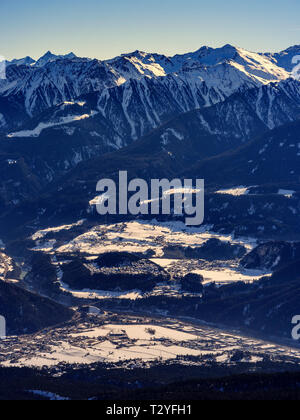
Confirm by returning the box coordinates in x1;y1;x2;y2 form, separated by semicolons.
1;0;299;60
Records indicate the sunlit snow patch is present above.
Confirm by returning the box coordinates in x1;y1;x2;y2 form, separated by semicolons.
7;112;98;138
216;186;250;196
278;189;295;198
193;267;272;285
31;220;85;241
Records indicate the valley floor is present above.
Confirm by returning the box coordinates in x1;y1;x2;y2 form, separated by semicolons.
1;313;300;370
1;219;300;399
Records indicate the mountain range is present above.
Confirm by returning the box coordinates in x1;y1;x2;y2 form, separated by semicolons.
0;44;299;212
0;44;297;134
0;43;300;375
0;44;298;240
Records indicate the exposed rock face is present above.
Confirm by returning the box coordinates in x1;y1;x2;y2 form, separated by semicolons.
241;241;300;271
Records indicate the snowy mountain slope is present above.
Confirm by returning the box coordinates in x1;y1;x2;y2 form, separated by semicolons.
176;44;289;82
34;51;77;67
6;76;300;148
1;70;260;143
0;45;299;223
0;58;120;121
0;51;173;128
185;119;300;186
0;98;270;232
0;77;299;209
118;94;267;166
0;44;293;134
105;44;290;82
4;111;298;241
264;45;300;72
95;69;300;142
0;95;266;232
6;56;35;67
234;78;300;129
0;278;73;335
0;80;279;190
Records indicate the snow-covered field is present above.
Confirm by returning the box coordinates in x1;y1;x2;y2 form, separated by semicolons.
71;324;199;341
32;220;257;256
192;268;271;285
1;316;300;368
29;220;268;296
59;282;143;300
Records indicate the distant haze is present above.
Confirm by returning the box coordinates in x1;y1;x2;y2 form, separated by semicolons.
1;0;300;61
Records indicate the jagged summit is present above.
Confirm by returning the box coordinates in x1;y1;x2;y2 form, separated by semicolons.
0;43;296;139
264;45;300;72
6;56;35;66
280;45;300;53
121;50;148;57
34;51;77;67
8;44;299;72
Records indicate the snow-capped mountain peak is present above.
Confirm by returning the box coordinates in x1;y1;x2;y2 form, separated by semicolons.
264;45;300;72
6;56;35;67
0;44;297;136
34;51;77;67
